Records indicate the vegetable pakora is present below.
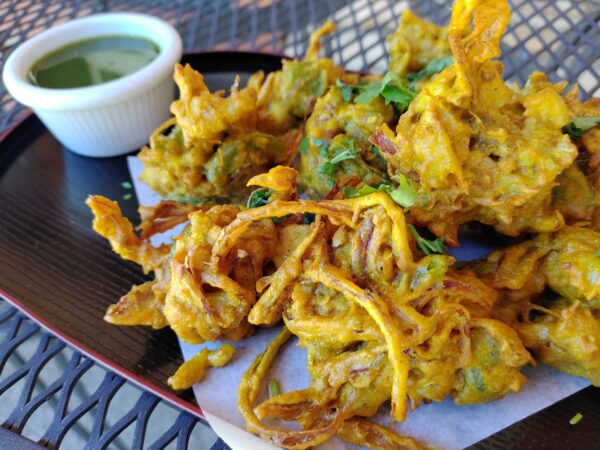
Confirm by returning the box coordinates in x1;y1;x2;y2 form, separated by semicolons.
86;0;600;448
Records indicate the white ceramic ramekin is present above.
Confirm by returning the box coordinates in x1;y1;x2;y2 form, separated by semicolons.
2;13;182;157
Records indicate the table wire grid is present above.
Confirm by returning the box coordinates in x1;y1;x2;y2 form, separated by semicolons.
0;0;600;449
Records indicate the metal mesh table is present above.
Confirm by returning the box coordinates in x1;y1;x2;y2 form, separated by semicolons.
1;1;599;449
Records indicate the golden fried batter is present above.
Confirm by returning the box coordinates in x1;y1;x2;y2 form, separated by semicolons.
475;225;600;386
371;0;578;245
387;10;450;76
87;0;600;448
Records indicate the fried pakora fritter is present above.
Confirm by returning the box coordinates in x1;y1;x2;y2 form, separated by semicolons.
139;22;343;203
89;166;531;449
387;10;450;77
474;225;600;385
87;0;600;448
371;0;578;246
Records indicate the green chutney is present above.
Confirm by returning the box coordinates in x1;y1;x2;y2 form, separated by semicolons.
29;35;159;89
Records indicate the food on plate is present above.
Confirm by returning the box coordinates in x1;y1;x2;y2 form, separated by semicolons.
138;21;345;203
89;166;529;448
371;0;580;246
168;344;235;389
474;225;600;385
86;0;600;448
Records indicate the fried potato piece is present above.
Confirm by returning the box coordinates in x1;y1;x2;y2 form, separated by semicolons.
387;10;450;76
168;344;235;390
371;0;577;245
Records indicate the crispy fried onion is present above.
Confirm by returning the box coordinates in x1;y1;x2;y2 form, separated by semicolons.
237;327;344;449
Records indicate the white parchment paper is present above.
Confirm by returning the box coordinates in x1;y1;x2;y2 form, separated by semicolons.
127;156;590;450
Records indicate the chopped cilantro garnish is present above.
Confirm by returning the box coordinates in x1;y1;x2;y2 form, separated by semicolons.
406;57;453;87
269;378;281;398
371;145;381;157
569;412;583;425
247;188;272;208
344;174;417;208
563;117;600;139
352;72;415;110
317;140;360;185
407;224;445;255
312;137;330;157
389;174;418;207
344;185;381;198
354;81;382;104
336;79;353;102
121;181;133;189
299;136;309;154
122;193;132;200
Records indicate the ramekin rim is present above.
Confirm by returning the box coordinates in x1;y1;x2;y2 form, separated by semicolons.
2;12;182;111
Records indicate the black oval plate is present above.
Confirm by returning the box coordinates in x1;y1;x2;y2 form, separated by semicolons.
1;51;599;449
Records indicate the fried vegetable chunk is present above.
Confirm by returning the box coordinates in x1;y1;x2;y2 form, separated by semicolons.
138;69;302;203
168;344;235;390
387;10;450;76
371;0;578;245
474;225;600;386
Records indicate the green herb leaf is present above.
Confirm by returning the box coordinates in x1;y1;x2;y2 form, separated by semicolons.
247;188;272;208
312;137;330;157
406;56;453;83
389;173;418;208
344;174;417;208
299;136;309;154
269;378;281;398
354;82;382;103
122;193;132;200
353;72;415;110
344;185;381;198
380;83;414;108
371;146;381;156
569;412;583;425
407;224;445;255
317;140;360;185
563;117;600;139
336;79;353;102
121;181;133;189
595;250;600;257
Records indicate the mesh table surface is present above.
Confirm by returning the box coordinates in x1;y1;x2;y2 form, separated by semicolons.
1;0;599;449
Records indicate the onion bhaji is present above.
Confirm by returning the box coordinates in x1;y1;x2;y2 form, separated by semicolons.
474;225;600;386
88;166;530;449
371;0;579;245
87;0;600;448
139;22;340;203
